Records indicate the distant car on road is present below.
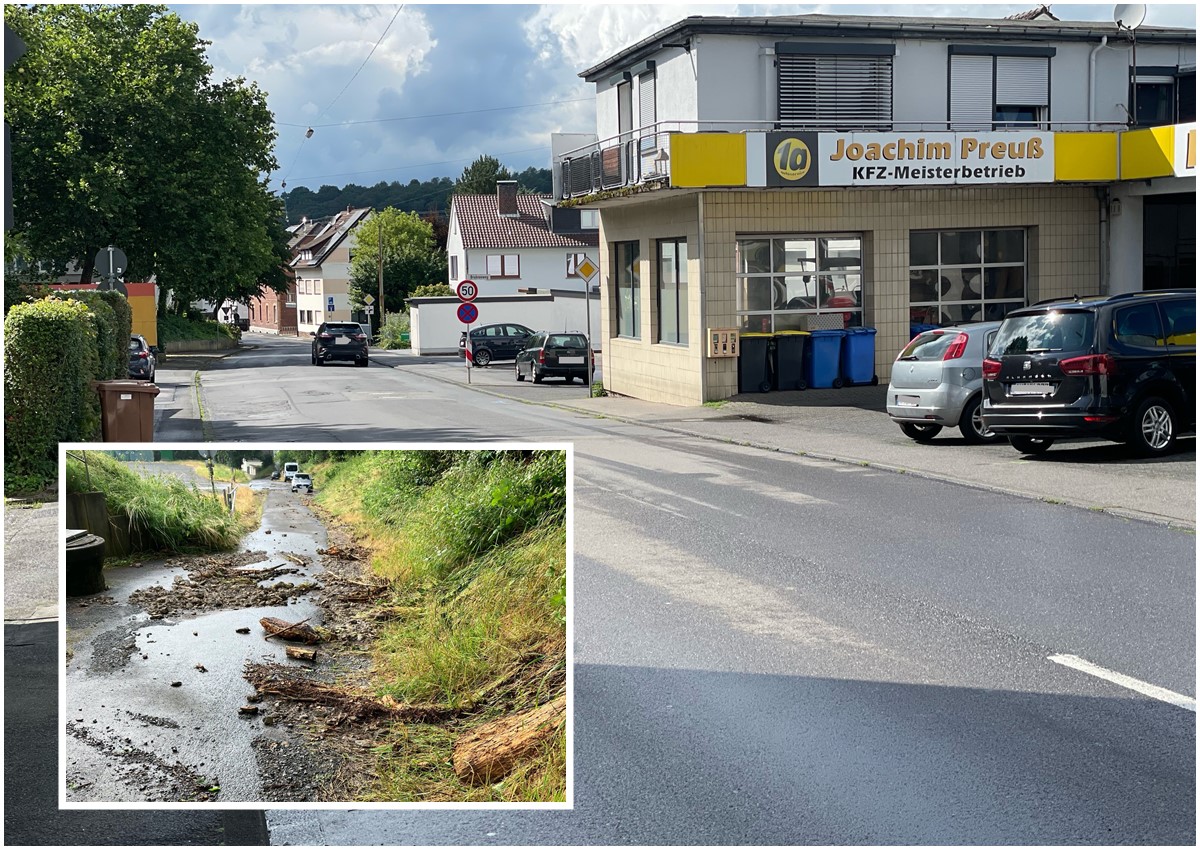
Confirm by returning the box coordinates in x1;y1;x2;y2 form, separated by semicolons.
270;470;281;481
290;472;313;493
459;323;535;366
311;322;369;367
283;462;299;481
128;334;156;382
886;321;1002;444
514;331;590;384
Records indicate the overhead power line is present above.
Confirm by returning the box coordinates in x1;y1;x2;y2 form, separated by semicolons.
276;97;593;129
316;4;405;124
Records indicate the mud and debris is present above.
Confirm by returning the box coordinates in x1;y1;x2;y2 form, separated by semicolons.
128;550;317;617
124;711;181;730
88;624;144;673
67;721;220;803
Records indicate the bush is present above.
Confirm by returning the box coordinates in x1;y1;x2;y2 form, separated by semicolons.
377;312;411;350
158;313;239;344
4;297;101;492
410;283;453;298
63;290;130;380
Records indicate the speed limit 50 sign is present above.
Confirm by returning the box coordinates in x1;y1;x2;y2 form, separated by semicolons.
456;279;478;302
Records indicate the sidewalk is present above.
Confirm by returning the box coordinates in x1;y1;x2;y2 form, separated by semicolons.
377;349;1197;530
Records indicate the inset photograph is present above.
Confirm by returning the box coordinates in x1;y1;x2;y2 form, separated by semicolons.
60;446;570;807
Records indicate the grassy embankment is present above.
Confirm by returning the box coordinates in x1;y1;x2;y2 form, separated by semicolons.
65;452;263;552
312;450;567;802
176;459;250;484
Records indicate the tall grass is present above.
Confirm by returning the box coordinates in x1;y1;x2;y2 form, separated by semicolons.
65;451;245;553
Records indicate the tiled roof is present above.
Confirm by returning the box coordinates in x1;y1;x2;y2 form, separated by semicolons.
290;207;372;269
1005;5;1059;21
453;194;599;250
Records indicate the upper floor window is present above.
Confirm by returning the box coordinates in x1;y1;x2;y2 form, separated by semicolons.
450;255;459;280
777;43;894;131
1134;68;1195;127
486;254;520;278
580;209;599;230
949;47;1052;131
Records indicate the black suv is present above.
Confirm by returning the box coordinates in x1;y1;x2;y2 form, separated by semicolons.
981;290;1195;456
311;322;369;367
514;332;590;383
459;323;535;366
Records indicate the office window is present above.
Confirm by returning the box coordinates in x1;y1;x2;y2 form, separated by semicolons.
614;241;640;339
657;238;688;345
486;254;520;278
450;255;458;280
735;235;864;332
777;44;894;130
950;51;1050;130
909;228;1026;325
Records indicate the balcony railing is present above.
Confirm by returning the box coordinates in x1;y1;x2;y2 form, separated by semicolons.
556;118;1135;200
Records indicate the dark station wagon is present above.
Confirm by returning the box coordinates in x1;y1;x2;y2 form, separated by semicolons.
981;290;1196;456
514;332;591;384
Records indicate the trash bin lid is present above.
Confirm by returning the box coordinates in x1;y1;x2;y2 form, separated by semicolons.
773;330;811;336
808;329;847;337
740;332;772;338
846;327;878;335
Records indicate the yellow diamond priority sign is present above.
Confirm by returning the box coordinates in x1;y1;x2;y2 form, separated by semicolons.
576;256;598;282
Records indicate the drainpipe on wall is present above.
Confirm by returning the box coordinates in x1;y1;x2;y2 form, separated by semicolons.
1088;36;1108;126
1096;187;1111;295
697;193;708;402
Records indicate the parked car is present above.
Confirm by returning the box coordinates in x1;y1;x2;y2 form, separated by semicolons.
981;289;1196;456
128;334;156;382
290;472;313;493
514;331;590;383
270;470;281;481
460;323;535;366
311;322;369;367
283;462;300;481
886;321;1002;444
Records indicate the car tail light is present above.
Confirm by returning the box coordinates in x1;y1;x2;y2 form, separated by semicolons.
353;334;366;342
942;332;969;361
136;351;148;359
1059;354;1116;376
537;349;546;364
982;358;1001;380
319;333;334;341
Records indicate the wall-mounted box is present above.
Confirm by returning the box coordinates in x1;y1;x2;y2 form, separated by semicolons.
707;328;740;358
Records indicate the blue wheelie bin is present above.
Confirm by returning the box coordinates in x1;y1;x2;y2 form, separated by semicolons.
841;327;878;386
738;332;773;393
804;329;845;389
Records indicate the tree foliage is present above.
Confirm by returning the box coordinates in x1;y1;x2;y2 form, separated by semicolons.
454;154;514;196
348;209;447;321
4;4;289;310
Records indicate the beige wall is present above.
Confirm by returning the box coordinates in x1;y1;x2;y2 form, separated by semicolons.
598;184;1100;406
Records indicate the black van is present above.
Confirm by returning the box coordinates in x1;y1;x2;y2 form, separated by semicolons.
981;290;1195;456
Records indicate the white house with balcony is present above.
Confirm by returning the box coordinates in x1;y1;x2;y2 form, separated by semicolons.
555;11;1195;405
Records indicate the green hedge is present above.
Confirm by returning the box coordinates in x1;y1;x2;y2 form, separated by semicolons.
4;297;102;492
377;312;411;349
64;291;130;380
158;313;239;344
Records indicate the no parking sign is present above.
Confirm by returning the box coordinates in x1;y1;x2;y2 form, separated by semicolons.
456;302;478;324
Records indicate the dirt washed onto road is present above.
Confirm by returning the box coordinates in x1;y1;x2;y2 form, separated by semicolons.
64;481;358;803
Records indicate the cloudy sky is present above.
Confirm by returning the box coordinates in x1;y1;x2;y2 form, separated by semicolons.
171;2;1197;192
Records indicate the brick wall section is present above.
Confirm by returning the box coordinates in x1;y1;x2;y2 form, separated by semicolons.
248;282;298;336
598;185;1099;406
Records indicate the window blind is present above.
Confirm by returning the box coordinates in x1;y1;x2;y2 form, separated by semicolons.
950;54;993;130
778;54;893;129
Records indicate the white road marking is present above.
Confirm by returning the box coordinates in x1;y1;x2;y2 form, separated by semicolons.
1048;654;1196;712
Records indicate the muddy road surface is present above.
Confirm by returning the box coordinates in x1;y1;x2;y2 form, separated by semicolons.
64;480;343;803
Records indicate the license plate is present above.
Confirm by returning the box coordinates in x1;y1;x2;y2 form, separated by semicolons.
1009;382;1053;396
335;337;349;345
895;394;921;407
559;356;584;364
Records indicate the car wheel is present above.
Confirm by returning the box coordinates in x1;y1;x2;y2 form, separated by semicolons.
1129;396;1177;456
515;363;525;382
356;358;368;368
311;351;316;365
533;368;544;384
958;395;1000;444
1009;435;1054;455
899;422;942;442
473;348;492;367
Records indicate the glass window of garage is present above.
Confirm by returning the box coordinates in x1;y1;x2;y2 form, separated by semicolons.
734;235;863;333
658;238;687;345
909;229;1025;326
614;241;640;339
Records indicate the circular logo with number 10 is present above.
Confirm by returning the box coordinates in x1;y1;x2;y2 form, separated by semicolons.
456;280;478;302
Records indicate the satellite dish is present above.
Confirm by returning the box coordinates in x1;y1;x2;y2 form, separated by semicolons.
1114;4;1146;29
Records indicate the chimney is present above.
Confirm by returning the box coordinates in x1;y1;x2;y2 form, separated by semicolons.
497;180;519;217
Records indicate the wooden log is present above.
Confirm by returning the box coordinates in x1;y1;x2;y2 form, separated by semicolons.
285;646;317;662
452;695;566;785
259;616;322;644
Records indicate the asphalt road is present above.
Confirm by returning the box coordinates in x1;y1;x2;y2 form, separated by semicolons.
168;337;1193;844
5;336;1193;845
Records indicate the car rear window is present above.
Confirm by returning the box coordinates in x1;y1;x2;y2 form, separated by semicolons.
325;324;361;334
990;311;1094;356
546;334;586;348
128;339;143;352
898;331;958;361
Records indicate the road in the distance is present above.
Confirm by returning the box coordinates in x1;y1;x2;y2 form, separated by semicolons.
176;338;1193;844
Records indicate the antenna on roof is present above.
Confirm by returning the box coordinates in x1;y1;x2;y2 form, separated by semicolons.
1114;5;1147;127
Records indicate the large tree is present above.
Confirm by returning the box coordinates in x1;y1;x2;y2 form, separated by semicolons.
4;4;289;309
348;208;447;330
453;154;513;196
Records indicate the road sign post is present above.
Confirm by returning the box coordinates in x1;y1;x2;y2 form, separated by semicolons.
457;280;478;383
575;256;599;396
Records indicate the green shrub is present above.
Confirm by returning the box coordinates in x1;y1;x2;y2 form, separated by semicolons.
158;313;238;343
63;290;128;380
410;283;453;298
377;312;411;349
4;297;101;492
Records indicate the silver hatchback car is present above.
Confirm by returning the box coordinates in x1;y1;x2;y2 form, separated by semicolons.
886;321;1003;444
